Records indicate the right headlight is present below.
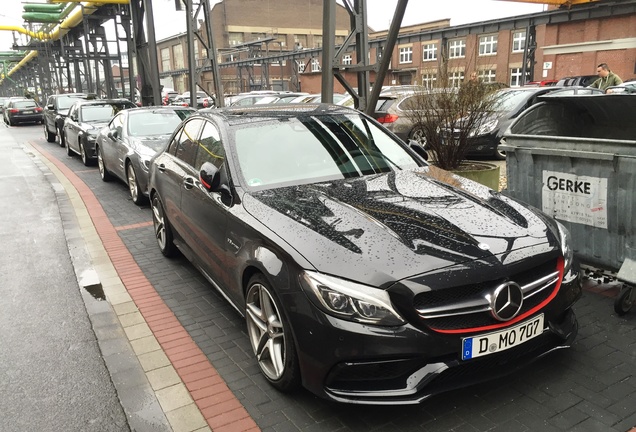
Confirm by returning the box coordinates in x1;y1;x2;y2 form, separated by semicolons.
556;221;574;274
300;271;405;326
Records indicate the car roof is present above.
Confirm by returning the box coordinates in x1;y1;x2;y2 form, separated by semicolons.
198;103;355;125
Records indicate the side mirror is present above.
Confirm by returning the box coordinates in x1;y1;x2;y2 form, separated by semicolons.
409;139;429;161
200;162;232;198
47;104;54;110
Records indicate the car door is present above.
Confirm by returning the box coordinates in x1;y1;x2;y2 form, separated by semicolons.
154;118;205;240
178;120;235;299
64;104;79;153
100;113;126;180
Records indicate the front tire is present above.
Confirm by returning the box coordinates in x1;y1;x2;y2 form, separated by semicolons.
57;125;65;147
97;146;112;182
80;142;92;166
245;274;300;392
127;163;147;206
45;123;55;142
151;194;176;257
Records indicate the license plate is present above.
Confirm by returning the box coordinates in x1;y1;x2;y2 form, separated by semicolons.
461;314;544;360
23;111;33;114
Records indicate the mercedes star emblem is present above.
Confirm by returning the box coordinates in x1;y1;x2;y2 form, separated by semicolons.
491;281;524;321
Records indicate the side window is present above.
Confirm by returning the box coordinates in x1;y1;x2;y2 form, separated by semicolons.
194;121;225;171
68;105;76;120
47;96;54;108
167;128;182;155
110;113;124;138
174;119;204;166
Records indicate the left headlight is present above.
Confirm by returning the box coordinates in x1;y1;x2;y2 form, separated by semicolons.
556;221;574;274
300;271;406;326
470;117;498;137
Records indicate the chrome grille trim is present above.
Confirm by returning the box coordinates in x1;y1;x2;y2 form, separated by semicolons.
415;270;560;319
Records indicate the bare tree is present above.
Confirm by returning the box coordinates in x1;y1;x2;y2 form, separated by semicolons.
405;67;501;171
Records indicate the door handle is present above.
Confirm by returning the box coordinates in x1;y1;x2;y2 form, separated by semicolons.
157;164;166;172
183;177;195;189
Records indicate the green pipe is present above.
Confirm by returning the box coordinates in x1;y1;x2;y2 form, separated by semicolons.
23;4;65;12
22;12;63;23
0;52;26;56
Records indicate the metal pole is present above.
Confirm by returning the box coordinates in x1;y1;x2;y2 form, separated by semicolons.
201;0;224;107
185;0;197;108
143;0;161;105
321;0;335;103
365;0;408;115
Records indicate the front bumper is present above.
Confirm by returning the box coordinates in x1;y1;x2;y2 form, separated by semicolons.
287;264;581;404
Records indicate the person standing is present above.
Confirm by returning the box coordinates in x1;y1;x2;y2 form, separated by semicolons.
589;63;623;91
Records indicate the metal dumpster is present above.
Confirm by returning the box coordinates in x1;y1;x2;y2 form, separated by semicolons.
500;94;636;313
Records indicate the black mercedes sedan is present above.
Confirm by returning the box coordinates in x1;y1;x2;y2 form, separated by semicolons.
64;99;137;166
96;106;195;205
148;104;581;404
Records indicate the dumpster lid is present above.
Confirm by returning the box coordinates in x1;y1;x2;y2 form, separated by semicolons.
507;95;636;141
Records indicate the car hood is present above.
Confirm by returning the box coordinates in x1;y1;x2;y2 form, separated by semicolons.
242;166;558;285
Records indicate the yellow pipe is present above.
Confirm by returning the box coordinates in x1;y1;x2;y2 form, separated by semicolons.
0;25;53;40
7;50;38;77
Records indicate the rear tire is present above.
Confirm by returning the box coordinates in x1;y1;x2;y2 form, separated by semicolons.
151;194;176;257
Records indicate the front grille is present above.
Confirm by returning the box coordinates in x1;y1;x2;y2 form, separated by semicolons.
414;259;559;331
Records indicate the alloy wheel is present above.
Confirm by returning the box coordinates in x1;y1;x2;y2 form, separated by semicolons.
127;164;139;202
245;283;286;381
151;197;167;251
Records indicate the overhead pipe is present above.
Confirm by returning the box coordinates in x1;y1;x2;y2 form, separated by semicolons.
49;0;130;4
23;4;65;12
6;51;38;77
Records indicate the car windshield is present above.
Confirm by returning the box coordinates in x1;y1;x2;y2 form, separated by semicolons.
128;109;192;139
233;113;421;189
81;103;131;122
489;89;533;112
57;95;85;110
14;100;38;108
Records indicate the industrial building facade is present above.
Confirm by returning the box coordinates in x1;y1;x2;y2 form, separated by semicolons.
156;0;636;97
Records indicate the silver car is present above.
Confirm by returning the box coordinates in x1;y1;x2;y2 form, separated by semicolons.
96;106;195;205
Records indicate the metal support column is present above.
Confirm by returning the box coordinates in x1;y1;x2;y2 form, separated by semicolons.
201;0;224;107
184;0;198;107
321;0;336;103
129;0;161;105
521;25;536;85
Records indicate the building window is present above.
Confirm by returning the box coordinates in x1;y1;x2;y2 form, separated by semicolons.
422;73;437;89
297;60;306;73
510;67;529;87
342;54;352;65
399;47;412;63
478;69;497;83
228;32;243;46
313;35;322;48
448;40;466;58
173;44;184;69
479;35;497;56
311;58;320;72
294;34;307;49
160;48;170;72
512;31;526;53
422;44;437;61
448;71;465;87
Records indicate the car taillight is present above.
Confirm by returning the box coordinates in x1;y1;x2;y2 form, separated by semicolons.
35;107;42;112
9;109;18;114
203;99;209;108
377;114;398;124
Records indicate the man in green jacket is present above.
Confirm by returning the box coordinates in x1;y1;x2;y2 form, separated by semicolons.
589;63;623;91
